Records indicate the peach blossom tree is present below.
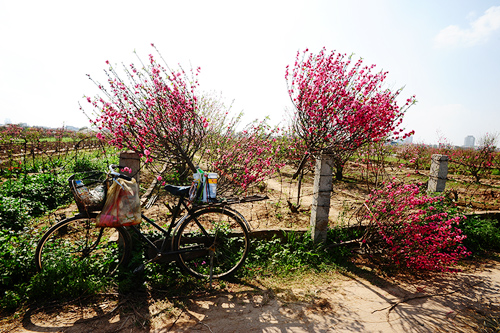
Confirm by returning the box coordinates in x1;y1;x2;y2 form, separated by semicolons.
286;48;415;180
364;181;470;272
84;46;282;195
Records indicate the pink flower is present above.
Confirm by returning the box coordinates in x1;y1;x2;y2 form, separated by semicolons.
121;167;132;174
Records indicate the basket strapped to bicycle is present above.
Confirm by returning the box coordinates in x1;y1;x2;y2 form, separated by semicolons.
68;171;107;215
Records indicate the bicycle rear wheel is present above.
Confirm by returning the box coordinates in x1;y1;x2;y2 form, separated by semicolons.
173;207;249;279
35;213;131;276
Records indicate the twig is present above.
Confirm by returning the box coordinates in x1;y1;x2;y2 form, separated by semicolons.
167;307;184;332
373;281;484;323
324;238;362;249
197;320;214;333
166;301;214;333
117;316;129;331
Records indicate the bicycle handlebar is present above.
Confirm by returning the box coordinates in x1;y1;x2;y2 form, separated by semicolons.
109;164;133;181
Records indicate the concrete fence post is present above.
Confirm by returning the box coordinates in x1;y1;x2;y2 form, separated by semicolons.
310;154;333;243
119;151;141;246
119;151;140;183
428;154;448;192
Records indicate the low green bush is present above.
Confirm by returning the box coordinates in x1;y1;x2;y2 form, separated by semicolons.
0;196;31;229
245;228;360;277
0;228;38;311
460;216;500;254
72;156;108;173
0;225;122;313
0;173;72;230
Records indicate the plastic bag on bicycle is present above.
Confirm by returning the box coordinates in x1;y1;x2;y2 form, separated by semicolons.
96;178;141;227
190;170;218;203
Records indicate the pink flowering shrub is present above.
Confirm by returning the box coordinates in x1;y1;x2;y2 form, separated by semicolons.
397;143;434;171
85;45;205;174
286;48;415;180
84;47;283;196
364;182;470;272
203;120;285;196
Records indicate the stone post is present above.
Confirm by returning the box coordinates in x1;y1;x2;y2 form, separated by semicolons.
119;151;141;247
310;154;333;243
119;151;140;183
428;154;448;192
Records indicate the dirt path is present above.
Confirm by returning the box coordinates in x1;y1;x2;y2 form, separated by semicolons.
152;259;500;332
4;258;499;333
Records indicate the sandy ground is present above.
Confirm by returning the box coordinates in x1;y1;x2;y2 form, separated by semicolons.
4;257;499;333
169;262;500;333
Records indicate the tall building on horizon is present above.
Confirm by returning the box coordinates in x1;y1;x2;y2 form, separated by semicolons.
404;135;413;144
464;135;475;148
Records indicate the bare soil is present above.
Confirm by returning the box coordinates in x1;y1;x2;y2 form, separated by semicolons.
3;257;500;332
2;171;500;333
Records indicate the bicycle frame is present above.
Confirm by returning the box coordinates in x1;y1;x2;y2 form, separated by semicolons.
125;193;252;267
127;193;192;265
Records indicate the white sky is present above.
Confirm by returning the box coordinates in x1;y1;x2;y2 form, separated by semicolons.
1;0;499;145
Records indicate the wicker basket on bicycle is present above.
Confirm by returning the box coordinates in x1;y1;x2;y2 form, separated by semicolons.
68;171;108;214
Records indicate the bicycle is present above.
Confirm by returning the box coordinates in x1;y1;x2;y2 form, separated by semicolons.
35;164;266;280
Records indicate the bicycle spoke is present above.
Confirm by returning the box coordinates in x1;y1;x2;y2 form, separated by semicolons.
174;207;249;279
35;214;131;276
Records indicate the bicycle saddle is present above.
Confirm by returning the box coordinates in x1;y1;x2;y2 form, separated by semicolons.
164;184;190;197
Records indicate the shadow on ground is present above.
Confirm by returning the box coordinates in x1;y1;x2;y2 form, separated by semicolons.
11;256;500;333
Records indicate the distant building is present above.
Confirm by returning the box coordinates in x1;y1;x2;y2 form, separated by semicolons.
404;135;414;144
464;135;475;148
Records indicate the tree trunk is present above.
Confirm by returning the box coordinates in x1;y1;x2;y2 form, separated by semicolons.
334;166;343;181
296;169;303;207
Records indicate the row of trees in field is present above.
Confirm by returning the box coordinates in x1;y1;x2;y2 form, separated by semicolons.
4;45;497;196
0;125;103;176
0;125;95;156
0;125;86;145
398;134;499;183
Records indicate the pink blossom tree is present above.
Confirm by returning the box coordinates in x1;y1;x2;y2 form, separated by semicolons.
397;143;433;171
84;46;283;195
286;48;415;180
203;120;284;196
449;133;498;183
84;46;207;176
364;181;470;272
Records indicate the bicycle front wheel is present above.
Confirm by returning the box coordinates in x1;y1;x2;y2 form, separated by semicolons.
173;207;249;279
35;214;132;276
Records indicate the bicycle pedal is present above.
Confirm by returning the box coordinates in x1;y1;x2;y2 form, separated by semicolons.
133;264;145;274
